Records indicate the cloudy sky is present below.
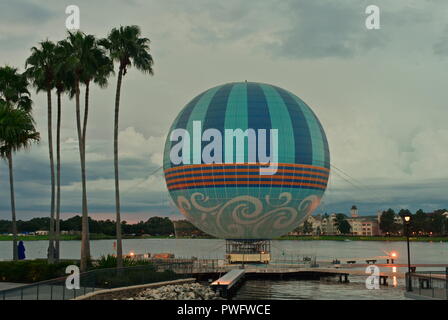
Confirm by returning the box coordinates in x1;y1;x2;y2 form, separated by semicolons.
0;0;447;222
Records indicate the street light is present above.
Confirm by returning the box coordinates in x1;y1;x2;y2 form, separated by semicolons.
403;213;412;291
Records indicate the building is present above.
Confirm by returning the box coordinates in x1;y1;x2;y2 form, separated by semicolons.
320;213;338;235
292;206;382;236
35;230;49;236
350;205;359;218
347;218;363;235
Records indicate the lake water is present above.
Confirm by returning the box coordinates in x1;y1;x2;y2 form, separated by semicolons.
1;239;446;299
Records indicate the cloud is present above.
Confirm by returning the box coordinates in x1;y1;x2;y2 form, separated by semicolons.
1;0;448;220
118;127;165;166
0;0;53;24
0;126;167;216
268;0;388;59
433;26;448;56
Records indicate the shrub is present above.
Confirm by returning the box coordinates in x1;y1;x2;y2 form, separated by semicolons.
0;260;77;283
92;254;154;269
94;268;179;289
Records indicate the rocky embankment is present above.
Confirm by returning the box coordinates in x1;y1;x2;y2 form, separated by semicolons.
124;282;223;300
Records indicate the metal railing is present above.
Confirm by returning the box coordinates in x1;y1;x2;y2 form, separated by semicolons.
0;256;318;300
0;260;194;300
406;270;448;300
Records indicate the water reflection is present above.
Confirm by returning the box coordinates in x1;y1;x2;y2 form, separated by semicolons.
234;277;409;300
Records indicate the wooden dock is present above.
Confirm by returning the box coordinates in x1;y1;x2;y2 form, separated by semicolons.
211;269;246;298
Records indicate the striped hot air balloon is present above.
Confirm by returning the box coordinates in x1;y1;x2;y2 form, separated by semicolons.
163;82;330;239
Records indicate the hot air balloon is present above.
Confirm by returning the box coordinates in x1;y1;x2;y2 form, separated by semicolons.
163;82;330;263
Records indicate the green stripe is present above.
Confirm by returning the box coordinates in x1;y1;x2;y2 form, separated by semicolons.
259;84;295;164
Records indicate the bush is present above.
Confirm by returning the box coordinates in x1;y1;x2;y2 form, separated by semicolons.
92;254;154;269
92;255;182;289
0;260;77;283
94;268;179;289
0;256;183;287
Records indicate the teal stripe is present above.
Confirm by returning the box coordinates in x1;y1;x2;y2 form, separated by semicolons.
186;85;222;164
290;94;326;167
224;83;248;163
163;91;206;169
259;84;295;164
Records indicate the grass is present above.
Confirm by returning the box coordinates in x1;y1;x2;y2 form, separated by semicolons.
0;233;115;241
0;234;212;241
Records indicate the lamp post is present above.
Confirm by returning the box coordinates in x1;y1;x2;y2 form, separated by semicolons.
403;213;412;291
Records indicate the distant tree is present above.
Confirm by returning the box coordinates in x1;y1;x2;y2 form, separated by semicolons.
380;209;400;234
173;219;209;237
428;211;447;235
303;219;313;234
412;209;428;234
338;220;352;235
333;213;351;235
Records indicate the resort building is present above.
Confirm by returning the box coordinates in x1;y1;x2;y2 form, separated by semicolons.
293;206;381;236
346;218;380;236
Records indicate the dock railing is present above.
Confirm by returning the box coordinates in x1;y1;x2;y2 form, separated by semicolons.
405;269;448;300
0;256;319;300
0;260;194;300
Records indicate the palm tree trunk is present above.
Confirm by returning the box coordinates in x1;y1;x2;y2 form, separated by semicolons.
82;81;90;260
47;88;56;264
7;152;18;261
75;80;90;272
55;91;62;261
114;67;124;268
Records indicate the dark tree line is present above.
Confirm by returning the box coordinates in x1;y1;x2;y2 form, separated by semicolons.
380;208;448;235
0;216;184;237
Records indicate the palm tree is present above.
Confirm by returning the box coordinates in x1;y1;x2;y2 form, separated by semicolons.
0;66;38;260
99;25;153;268
25;41;58;263
0;104;40;260
61;31;113;271
52;44;76;261
0;66;32;113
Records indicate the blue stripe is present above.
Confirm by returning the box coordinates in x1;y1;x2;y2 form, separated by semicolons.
247;83;271;162
174;92;206;130
202;83;234;163
316;119;330;169
165;164;329;175
167;178;328;187
166;172;328;181
167;91;207;168
273;86;313;165
169;184;325;191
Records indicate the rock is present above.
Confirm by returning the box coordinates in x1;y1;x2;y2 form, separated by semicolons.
120;282;220;301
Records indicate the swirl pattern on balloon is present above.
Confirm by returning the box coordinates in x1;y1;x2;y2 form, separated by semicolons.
175;192;321;239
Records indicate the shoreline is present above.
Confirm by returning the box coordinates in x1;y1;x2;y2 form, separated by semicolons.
1;234;447;242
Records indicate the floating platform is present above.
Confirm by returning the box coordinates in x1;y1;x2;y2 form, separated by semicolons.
211;269;246;298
